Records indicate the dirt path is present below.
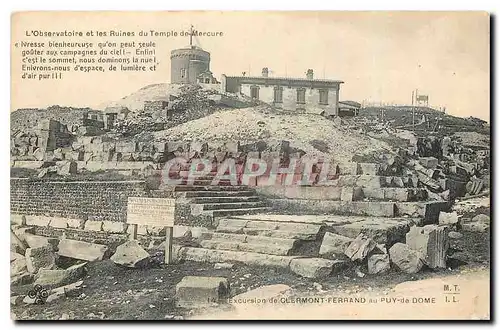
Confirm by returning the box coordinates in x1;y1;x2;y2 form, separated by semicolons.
191;266;490;320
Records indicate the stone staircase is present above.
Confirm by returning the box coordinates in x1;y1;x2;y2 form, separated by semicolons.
172;173;271;226
172;161;451;278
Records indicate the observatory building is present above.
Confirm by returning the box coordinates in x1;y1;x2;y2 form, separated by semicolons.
170;26;217;84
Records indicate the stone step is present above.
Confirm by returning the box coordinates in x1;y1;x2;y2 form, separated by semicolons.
210;232;297;246
362;188;428;202
199;240;293;256
192;196;261;204
179;190;256;198
268;200;396;217
330;175;410;189
173;245;296;269
215;218;321;240
174;185;252;192
200;201;267;211
231;214;421;226
212;207;272;217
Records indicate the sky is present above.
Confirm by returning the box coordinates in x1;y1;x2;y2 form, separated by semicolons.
11;11;490;121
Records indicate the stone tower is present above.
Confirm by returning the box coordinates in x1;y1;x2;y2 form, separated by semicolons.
170;26;211;84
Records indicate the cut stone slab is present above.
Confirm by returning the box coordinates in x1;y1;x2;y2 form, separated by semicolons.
191;227;210;239
11;252;24;262
330;218;412;246
102;221;127;233
58;239;108;262
46;280;84;303
176;276;229;308
25;245;57;274
367;254;391;274
49;217;68;229
25;234;59;250
25;215;51;227
174;246;295;269
11;257;27;276
111;241;150;268
84;221;103;232
406;225;448;269
35;263;87;287
439;212;459;226
344;234;377;262
11;272;34;286
319;232;353;258
290;258;345;279
388;243;424;274
11;214;25;226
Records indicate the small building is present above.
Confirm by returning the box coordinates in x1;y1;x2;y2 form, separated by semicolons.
221;68;343;116
338;101;361;117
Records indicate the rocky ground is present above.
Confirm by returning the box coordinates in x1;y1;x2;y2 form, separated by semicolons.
11;219;490;321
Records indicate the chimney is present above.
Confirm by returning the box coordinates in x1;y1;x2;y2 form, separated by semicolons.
306;69;314;80
262;67;269;77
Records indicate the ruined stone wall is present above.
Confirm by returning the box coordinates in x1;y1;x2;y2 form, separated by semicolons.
10;179;173;223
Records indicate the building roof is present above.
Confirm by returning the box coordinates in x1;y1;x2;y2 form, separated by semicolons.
224;75;344;84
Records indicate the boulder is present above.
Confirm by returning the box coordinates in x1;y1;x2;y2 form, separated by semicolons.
367;254;391;274
448;231;463;239
35;263;87;287
462;222;489;233
472;214;490;224
406;225;448;269
388;243;424;274
438;211;459;226
344;234;377;262
25;245;57;274
58;239;108;261
176;276;229;308
11;272;34;286
110;241;150;268
319;232;353;258
290;258;345;279
214;263;234;270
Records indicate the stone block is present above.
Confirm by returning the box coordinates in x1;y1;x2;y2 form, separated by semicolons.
111;241;150;268
406;225;448;269
58;239;108;262
357;163;380;175
102;221;127;233
11;214;25;226
25;215;51;227
462;222;489;233
388;243;424;274
367;254;390;274
49;217;68;229
319;232;353;258
214;263;234;270
344;234;377;262
84;220;103;232
57;161;77;176
11;257;27;276
25;245;57;274
175;276;229;308
66;218;85;229
290;258;345;279
127;224;148;236
340;187;354;202
472;214;490;224
419;157;438;169
438;211;459;226
35;263;87;287
191;227;210;239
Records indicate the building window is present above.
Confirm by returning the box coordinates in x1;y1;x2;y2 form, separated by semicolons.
297;88;306;104
274;86;283;103
250;86;260;100
319;89;329;105
180;68;186;78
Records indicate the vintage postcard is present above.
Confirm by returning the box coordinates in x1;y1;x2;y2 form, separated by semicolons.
10;11;490;320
